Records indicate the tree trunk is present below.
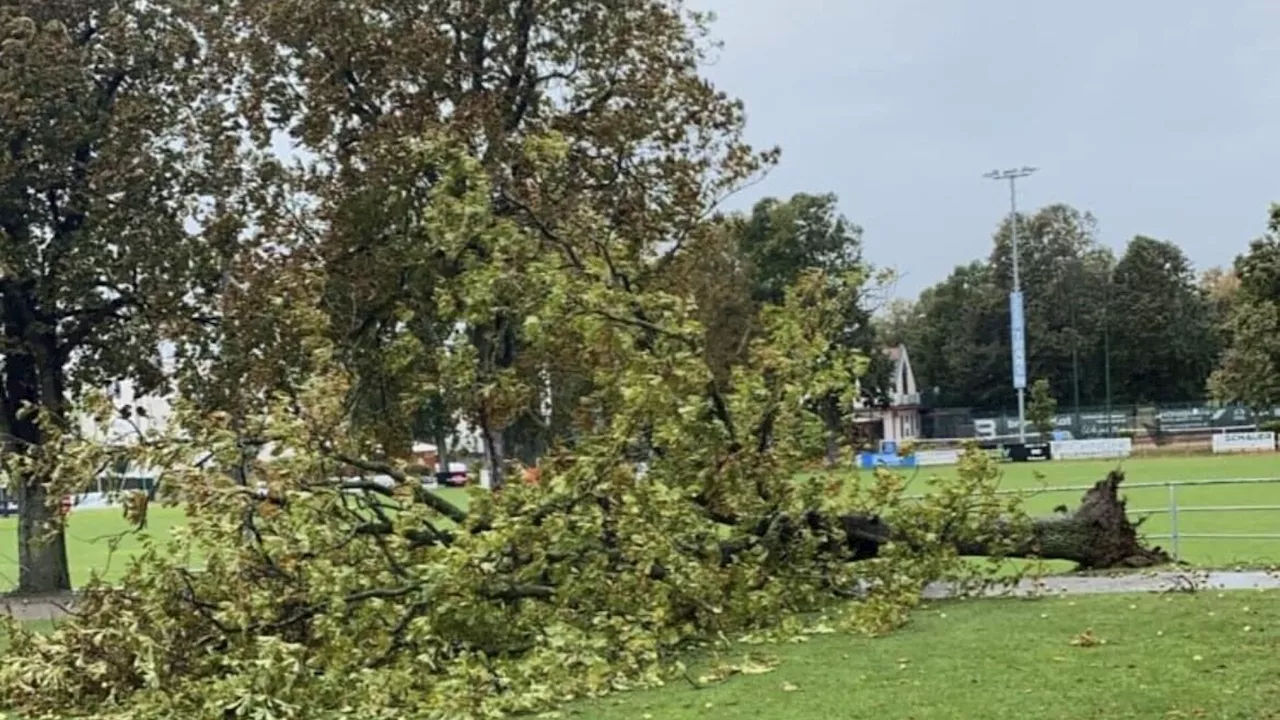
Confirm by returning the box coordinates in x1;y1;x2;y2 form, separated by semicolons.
435;427;452;477
834;471;1169;570
2;285;74;595
820;395;841;468
953;471;1170;568
13;478;71;594
480;412;507;490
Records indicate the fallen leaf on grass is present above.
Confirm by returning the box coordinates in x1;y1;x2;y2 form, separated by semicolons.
781;682;799;692
695;654;779;685
1069;629;1105;648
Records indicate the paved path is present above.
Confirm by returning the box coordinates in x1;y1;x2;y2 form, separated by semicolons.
5;572;1278;622
921;570;1280;599
1;592;78;622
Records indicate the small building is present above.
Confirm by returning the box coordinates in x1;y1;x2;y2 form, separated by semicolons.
852;344;922;443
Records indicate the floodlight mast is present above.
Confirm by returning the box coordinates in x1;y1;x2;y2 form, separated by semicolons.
984;167;1037;443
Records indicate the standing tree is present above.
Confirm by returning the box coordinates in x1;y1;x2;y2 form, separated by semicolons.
184;0;779;488
1109;236;1218;403
989;204;1113;410
1209;205;1280;410
1027;378;1058;439
658;218;758;388
731;193;891;463
902;261;1006;409
0;2;230;593
907;204;1113;411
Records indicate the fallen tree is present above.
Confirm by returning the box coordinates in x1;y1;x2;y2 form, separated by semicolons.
832;470;1169;570
0;388;1170;720
952;470;1169;568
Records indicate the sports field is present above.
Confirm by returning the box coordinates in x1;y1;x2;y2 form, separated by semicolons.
1;455;1277;591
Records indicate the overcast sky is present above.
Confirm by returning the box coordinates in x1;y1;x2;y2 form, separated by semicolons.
695;0;1280;299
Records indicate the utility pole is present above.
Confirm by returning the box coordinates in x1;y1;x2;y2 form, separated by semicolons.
984;167;1037;443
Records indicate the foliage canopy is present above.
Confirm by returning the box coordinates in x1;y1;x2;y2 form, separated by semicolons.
0;2;1029;718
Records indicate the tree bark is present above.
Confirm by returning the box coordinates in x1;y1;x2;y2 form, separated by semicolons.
480;412;507;490
2;286;74;595
13;479;72;594
1;283;73;591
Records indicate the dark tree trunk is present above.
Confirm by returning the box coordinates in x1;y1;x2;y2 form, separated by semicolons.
435;427;452;476
2;285;73;595
480;411;507;490
952;471;1170;568
14;478;72;594
818;395;842;468
831;471;1169;570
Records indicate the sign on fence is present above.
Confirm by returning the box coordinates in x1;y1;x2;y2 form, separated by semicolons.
857;452;917;470
1212;431;1277;454
1007;442;1052;462
914;449;961;467
1049;437;1133;460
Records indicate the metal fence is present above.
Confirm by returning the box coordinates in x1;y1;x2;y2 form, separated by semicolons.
929;402;1280;441
988;476;1280;562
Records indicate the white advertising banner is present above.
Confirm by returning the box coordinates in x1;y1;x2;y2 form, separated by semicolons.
1049;438;1133;460
1212;431;1277;454
914;449;961;467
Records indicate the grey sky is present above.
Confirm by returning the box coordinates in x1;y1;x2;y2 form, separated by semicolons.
696;0;1280;299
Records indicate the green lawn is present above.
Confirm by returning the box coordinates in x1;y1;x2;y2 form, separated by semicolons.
1;455;1277;591
572;590;1280;720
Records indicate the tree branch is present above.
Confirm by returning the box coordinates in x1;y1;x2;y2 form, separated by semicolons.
58;295;134;352
331;453;469;525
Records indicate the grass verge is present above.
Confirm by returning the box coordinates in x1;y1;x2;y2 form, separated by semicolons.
573;590;1280;720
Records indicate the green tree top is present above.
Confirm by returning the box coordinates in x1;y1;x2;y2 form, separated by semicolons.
1027;378;1058;438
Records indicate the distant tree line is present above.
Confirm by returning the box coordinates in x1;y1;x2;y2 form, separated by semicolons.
875;203;1280;415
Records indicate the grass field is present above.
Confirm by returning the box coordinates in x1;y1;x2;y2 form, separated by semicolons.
1;455;1277;591
571;590;1280;720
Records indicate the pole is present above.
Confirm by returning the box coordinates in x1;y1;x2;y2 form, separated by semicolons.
1104;267;1113;436
986;167;1037;444
1009;176;1026;443
1071;260;1081;435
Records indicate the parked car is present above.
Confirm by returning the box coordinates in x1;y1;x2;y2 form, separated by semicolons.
434;462;470;487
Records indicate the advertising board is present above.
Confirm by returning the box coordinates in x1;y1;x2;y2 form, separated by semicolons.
914;449;961;467
1049;438;1133;460
857;452;917;470
1211;431;1276;454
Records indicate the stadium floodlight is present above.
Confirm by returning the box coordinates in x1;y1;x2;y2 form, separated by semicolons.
984;167;1038;443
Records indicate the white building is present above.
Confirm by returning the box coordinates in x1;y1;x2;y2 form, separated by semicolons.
852;344;922;443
